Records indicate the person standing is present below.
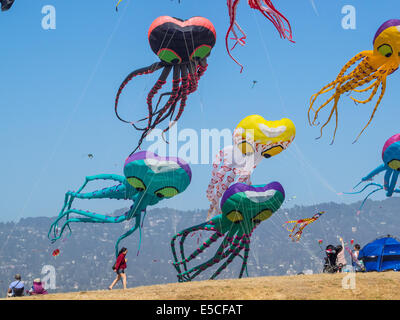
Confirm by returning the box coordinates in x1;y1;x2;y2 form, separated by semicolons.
7;274;24;297
109;247;128;290
336;238;347;272
352;243;364;271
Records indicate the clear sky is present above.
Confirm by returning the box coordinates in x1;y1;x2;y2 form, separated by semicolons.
1;0;400;222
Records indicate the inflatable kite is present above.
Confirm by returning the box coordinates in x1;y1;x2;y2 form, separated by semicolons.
308;19;400;144
206;114;295;219
171;181;285;281
48;151;192;257
115;16;216;155
346;134;400;209
226;0;293;71
284;211;325;242
1;0;14;11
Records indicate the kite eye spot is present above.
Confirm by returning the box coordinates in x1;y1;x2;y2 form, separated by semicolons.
190;45;212;61
155;187;179;199
388;159;400;171
226;210;244;223
378;44;393;58
261;145;284;159
252;209;273;223
237;141;255;155
127;177;147;192
157;48;182;64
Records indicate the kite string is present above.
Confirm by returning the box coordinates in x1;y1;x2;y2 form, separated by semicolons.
251;12;338;267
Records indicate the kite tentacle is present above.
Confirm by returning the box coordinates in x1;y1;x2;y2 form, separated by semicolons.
177;227;236;269
337;52;370;79
249;0;293;42
346;182;384;195
171;222;220;274
48;208;130;243
114;214;141;257
352;77;387;143
360;164;386;183
310;65;380;141
209;243;245;280
178;232;223;273
226;0;244;72
170;222;210;272
145;66;172;131
181;230;242;281
162;64;190;134
387;170;399;197
238;237;250;278
115;62;165;124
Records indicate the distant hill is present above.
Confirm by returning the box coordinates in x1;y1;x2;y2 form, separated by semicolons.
0;197;399;297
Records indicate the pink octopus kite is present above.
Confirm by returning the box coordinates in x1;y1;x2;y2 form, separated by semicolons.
227;0;294;72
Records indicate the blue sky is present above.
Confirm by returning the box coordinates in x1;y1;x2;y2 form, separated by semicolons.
1;0;400;222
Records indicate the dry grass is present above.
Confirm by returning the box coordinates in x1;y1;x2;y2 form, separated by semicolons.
6;272;400;300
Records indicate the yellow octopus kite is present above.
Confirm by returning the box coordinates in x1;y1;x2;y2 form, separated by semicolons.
308;19;400;144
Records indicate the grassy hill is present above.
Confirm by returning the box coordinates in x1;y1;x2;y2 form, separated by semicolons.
10;271;400;300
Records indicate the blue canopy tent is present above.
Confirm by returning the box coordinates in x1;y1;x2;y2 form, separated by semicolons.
359;235;400;272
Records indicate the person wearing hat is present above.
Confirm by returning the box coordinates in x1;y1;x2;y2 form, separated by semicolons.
7;274;24;297
28;278;48;295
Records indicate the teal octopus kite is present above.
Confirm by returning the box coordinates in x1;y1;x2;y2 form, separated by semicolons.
171;181;285;281
48;151;192;257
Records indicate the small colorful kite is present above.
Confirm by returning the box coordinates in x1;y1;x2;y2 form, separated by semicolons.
52;249;60;257
115;0;123;11
308;19;400;144
284;211;325;242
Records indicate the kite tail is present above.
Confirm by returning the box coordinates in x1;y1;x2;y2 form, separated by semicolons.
248;0;294;42
226;0;245;72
